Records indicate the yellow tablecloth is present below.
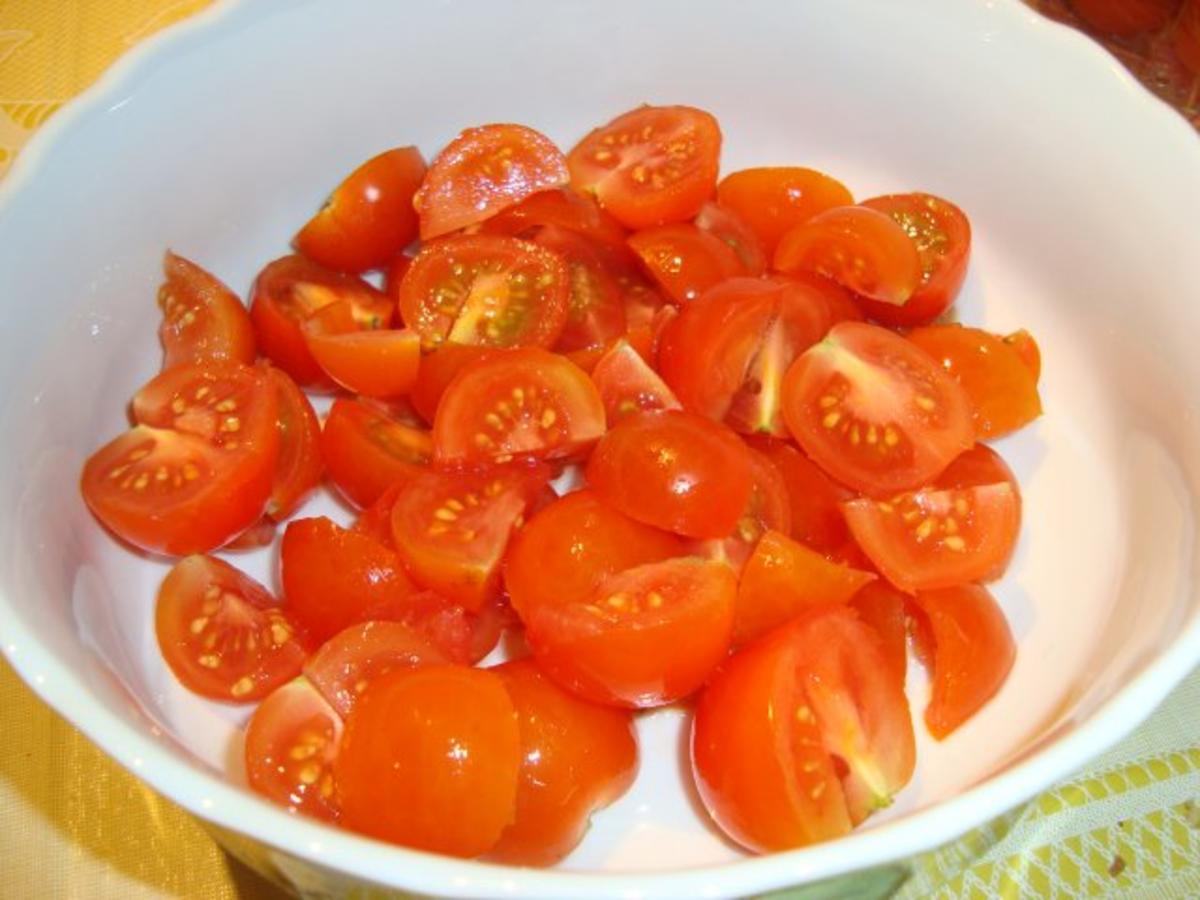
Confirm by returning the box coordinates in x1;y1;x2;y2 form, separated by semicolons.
1;3;1197;898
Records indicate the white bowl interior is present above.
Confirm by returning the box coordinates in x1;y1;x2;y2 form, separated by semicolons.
2;0;1200;895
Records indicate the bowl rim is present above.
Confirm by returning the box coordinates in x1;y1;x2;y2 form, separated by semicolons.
2;0;1200;897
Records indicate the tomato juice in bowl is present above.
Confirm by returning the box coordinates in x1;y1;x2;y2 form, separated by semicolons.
2;0;1200;897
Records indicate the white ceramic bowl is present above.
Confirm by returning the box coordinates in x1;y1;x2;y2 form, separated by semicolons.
2;0;1200;897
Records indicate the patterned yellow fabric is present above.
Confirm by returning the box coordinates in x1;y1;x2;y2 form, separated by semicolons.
0;2;1197;898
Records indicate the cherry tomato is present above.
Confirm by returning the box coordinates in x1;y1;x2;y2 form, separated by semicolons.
907;324;1042;440
781;321;974;495
696;446;792;570
1004;328;1042;381
224;517;277;551
936;443;1020;495
716;166;854;255
156;554;307;702
532;225;626;351
847;581;910;688
479;187;629;247
334;665;521;857
734;530;876;645
320;398;432;508
567;105;722;229
157;251;255;369
774;206;922;306
911;584;1015;739
489;659;638;865
589;337;681;424
244;677;343;821
397;234;569;350
523;557;736;708
856;193;972;326
409;344;498;424
382;253;413;304
842;482;1020;593
265;366;323;520
433;348;606;465
301;301;421;398
351;481;405;549
415;124;569;240
585;409;753;539
295;146;426;272
1070;0;1179;34
694;201;767;275
627;223;746;305
747;436;855;554
390;589;513;666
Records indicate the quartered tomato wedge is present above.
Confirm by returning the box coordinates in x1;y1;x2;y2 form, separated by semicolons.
857;193;972;326
627;223;746;305
842;482;1020;593
415;124;569;240
156;554;307;702
694;201;767;275
567;105;722;230
433;348;606;465
716;166;854;255
320;398;432;508
301;301;421;398
781;321;975;496
747;436;856;554
265;366;323;520
295;146;426;272
774;206;922;306
523;557;736;708
245;677;343;821
589;338;680;424
398;234;569;350
479;187;628;247
533;225;626;351
157;251;255;369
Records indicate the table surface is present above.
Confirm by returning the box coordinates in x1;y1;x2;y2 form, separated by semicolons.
1;2;1198;898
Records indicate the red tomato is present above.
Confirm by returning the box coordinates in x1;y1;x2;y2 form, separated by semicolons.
627;223;746;305
936;443;1019;495
294;146;426;272
334;665;520;857
489;659;638;865
716;166;854;255
533;225;627;351
567;105;722;229
415;124;569;240
397;234;569;350
389;464;549;610
479;187;628;247
1071;0;1179;34
303;620;447;716
733;530;876;645
157;251;255;369
523;557;736;708
281;516;418;644
155;554;307;702
774;206;922;306
392;589;513;666
694;201;768;274
585;409;753;539
589;338;681;424
320;398;432;508
857;193;972;326
907;324;1043;440
847;581;910;688
224;516;277;551
265;367;323;520
1004;328;1042;381
781;321;974;495
409;344;498;424
301;302;421;398
1176;0;1200;73
911;584;1015;739
433;348;606;465
249;255;393;387
747;436;855;554
842;482;1020;593
382;253;413;304
695;446;792;570
244;677;343;821
351;481;405;548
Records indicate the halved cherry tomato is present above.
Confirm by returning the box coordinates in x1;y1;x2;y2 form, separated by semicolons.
433;348;606;465
245;677;343;821
774;206;922;306
585;409;753;539
480;187;629;247
716;167;854;255
156;554;307;702
397;234;569;350
589;338;681;424
523;557;736;708
1004;329;1042;381
1070;0;1179;34
533;226;626;351
747;436;856;554
567;105;722;230
627;223;745;305
842;482;1020;592
907;324;1042;440
281;516;418;644
303;620;447;716
334;665;521;857
846;581;910;688
490;659;638;865
265;366;323;520
911;584;1015;739
389;463;549;611
158;251;255;369
409;344;497;425
295;146;426;272
320;398;432;508
696;446;792;570
694;201;767;275
781;321;974;496
415;124;569;240
301;302;421;398
733;530;876;645
857;193;972;326
249;255;393;387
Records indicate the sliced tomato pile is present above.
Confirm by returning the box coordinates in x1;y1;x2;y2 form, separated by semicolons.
79;105;1045;863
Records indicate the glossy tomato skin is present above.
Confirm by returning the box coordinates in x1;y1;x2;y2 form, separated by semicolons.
265;366;323;520
334;665;521;857
320;398;432;508
716;167;854;255
158;251;255;369
586;409;753;539
300;302;421;398
747;436;856;554
567;105;722;229
696;446;792;570
489;659;638;865
627;223;745;305
295;146;426;272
